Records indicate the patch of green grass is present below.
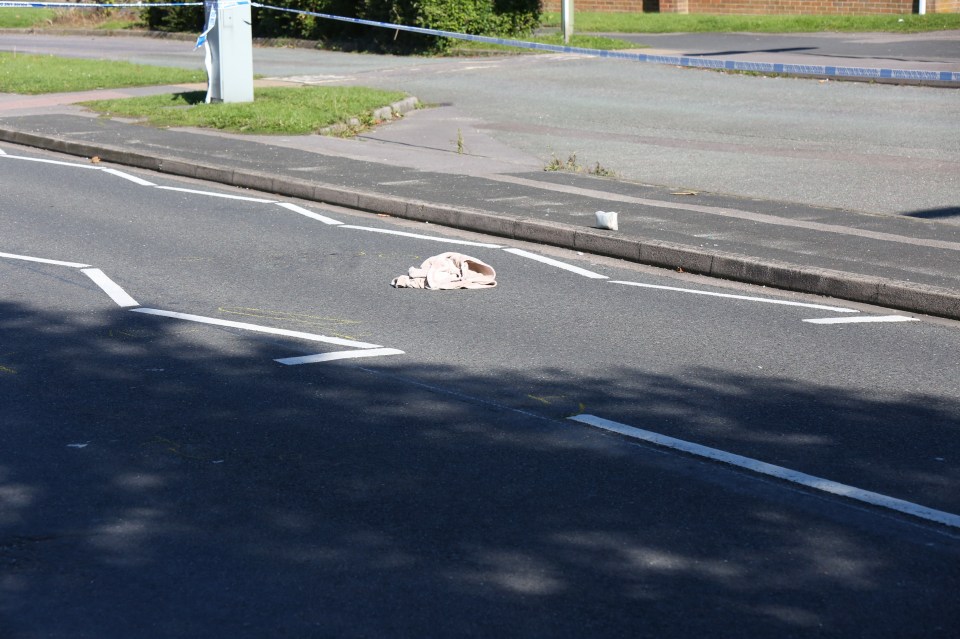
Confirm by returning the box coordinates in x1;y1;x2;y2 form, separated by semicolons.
0;7;141;30
448;32;640;55
80;86;410;135
0;52;206;94
0;8;56;28
540;12;960;33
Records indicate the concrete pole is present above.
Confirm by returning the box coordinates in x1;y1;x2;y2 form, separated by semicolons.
203;0;254;103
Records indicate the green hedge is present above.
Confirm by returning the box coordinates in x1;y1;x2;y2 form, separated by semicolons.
141;0;540;52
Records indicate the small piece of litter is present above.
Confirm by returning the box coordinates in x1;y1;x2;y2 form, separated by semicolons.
595;211;618;231
671;191;698;196
212;460;225;464
67;443;89;448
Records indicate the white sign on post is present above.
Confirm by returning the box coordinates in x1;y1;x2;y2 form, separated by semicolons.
201;0;254;104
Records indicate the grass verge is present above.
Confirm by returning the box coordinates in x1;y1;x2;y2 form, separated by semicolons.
0;7;141;30
0;52;206;94
540;12;960;33
0;8;57;29
80;86;411;135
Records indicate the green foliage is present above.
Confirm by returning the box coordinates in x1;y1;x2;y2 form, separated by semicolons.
139;1;540;52
141;5;204;33
361;0;540;52
253;1;358;40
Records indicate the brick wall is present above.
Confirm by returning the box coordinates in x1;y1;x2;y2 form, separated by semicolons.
930;0;960;12
679;0;912;14
542;0;958;13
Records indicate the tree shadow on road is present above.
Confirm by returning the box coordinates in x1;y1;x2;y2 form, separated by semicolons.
1;296;958;638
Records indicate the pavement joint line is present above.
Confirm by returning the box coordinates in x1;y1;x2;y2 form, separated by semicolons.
2;129;959;320
570;413;960;530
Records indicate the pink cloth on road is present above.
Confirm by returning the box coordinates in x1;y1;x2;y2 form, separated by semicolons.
391;252;497;289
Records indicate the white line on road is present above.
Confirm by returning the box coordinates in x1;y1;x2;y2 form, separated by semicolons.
101;168;156;186
275;348;405;365
276;202;343;225
502;248;608;279
155;186;277;203
377;179;425;186
339;225;503;248
0;251;90;268
130;308;383;349
0;154;99;169
571;414;960;530
803;315;919;324
81;268;140;307
610;280;858;313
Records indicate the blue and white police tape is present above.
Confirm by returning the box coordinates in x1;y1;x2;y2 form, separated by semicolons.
0;2;204;7
194;2;215;50
249;2;960;84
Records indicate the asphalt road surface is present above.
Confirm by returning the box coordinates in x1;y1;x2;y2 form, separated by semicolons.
2;146;958;637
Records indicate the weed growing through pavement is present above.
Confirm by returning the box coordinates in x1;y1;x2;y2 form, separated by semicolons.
544;153;617;178
545;153;581;172
589;161;617;177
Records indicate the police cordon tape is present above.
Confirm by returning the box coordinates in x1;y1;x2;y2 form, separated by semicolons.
1;1;958;84
0;2;203;7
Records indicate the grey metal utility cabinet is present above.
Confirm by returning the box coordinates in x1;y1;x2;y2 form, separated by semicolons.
203;0;254;103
